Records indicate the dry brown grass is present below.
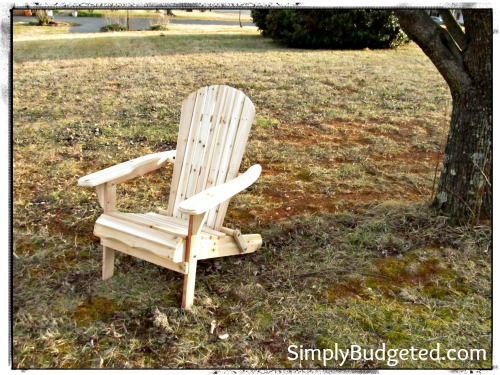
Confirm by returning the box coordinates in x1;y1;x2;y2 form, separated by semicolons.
12;23;491;369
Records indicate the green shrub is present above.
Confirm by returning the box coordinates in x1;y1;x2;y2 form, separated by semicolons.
101;23;126;32
251;9;409;49
77;10;104;17
251;9;270;36
150;24;168;31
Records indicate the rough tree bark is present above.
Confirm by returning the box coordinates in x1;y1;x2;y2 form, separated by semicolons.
394;9;492;225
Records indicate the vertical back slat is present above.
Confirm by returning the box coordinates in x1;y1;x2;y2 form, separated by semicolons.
166;85;256;230
204;87;239;191
205;91;246;227
166;90;198;217
183;86;218;205
177;88;209;213
194;85;229;194
167;87;208;217
212;98;255;229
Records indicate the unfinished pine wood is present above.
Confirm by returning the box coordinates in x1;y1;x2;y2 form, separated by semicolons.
95;183;116;213
205;90;247;227
102;245;115;279
78;150;176;187
106;212;225;240
94;214;184;262
232;229;248;253
166;85;256;230
183;86;218;205
168;88;207;219
212;96;256;229
194;86;230;194
146;213;226;238
182;213;207;309
102;238;188;274
197;234;262;260
78;85;262;309
178;164;261;216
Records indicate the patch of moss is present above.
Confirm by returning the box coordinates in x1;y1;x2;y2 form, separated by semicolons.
423;285;455;299
71;296;120;326
255;310;274;330
296;169;314;182
254;116;280;129
374;252;456;287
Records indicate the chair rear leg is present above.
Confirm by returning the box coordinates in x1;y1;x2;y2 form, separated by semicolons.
102;245;115;280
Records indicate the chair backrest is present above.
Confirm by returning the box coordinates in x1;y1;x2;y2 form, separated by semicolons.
166;85;256;230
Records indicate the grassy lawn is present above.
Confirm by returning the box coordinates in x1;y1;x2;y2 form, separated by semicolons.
13;22;73;38
12;24;491;369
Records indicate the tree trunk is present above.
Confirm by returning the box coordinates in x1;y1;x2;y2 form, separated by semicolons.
394;9;492;225
434;88;492;224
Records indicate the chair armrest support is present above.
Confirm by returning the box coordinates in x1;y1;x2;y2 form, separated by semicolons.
77;150;176;187
178;164;261;216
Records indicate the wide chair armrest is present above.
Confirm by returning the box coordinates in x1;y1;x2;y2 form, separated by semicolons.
78;150;176;187
179;164;262;216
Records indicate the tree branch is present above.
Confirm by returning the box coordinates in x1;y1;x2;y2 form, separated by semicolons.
440;10;467;50
394;9;472;95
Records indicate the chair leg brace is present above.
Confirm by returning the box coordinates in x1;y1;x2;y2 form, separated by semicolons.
232;229;248;253
220;227;248;253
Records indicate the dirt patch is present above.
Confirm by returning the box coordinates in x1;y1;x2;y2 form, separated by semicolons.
274;123;336;146
250;117;445;225
325;277;364;300
259;186;394;221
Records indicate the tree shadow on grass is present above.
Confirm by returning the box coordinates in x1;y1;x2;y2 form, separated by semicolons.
13;33;283;62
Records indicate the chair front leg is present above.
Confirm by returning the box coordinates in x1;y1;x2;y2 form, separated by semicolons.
95;182;117;280
181;212;208;309
102;245;115;280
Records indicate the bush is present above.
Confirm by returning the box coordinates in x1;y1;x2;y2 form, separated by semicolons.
77;10;104;17
251;9;409;49
251;9;270;36
101;23;127;32
150;24;168;31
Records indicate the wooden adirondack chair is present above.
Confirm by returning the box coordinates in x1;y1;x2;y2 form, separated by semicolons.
78;85;262;309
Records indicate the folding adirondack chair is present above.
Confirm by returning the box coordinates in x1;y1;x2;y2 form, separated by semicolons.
78;85;262;309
